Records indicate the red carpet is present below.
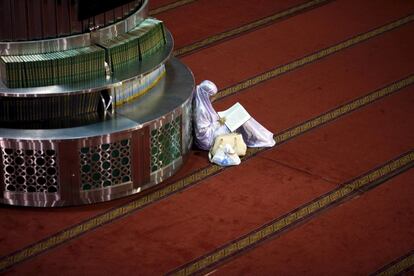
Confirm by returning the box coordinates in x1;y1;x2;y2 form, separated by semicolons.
1;0;414;275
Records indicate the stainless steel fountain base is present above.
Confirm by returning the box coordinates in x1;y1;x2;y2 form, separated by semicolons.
0;58;194;207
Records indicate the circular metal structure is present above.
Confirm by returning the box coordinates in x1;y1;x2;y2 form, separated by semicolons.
0;0;148;53
0;0;149;56
0;1;195;207
0;30;173;97
0;58;194;207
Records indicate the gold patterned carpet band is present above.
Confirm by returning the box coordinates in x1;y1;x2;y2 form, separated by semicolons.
1;11;413;272
169;151;414;276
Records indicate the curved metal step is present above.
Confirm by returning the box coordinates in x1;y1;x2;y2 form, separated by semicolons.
0;57;194;207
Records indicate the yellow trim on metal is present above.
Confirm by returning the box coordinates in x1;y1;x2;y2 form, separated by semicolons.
114;70;166;106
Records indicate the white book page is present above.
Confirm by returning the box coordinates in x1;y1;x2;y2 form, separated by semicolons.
218;102;251;132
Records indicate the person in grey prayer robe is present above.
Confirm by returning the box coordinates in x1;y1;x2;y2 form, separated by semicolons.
193;80;276;151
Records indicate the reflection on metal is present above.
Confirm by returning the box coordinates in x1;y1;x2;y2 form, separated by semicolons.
0;33;91;56
150;116;182;172
91;0;149;43
80;139;132;191
113;64;166;106
0;31;173;97
100;91;114;116
181;97;194;155
0;58;195;206
150;157;183;185
0;0;194;206
0;0;149;56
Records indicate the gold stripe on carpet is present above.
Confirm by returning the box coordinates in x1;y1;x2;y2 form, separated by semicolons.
275;76;414;144
1;14;413;271
212;14;414;101
149;0;198;15
0;72;413;272
170;151;414;276
374;251;414;276
173;0;331;56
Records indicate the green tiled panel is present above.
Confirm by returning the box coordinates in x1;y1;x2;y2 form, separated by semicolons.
80;139;132;191
150;116;181;172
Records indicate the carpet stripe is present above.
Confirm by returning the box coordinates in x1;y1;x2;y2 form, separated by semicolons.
275;75;414;144
0;72;412;272
169;152;414;276
1;13;413;271
211;14;414;101
372;250;414;276
149;0;198;16
173;0;331;56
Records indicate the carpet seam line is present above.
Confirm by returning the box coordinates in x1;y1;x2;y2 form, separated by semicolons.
173;0;333;57
167;153;414;276
257;155;339;185
372;249;414;276
0;12;413;273
149;0;198;16
1;71;412;274
211;14;414;102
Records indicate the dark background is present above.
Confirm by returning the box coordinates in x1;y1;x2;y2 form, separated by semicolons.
78;0;132;20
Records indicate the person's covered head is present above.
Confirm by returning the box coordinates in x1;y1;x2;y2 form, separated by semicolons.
197;80;217;96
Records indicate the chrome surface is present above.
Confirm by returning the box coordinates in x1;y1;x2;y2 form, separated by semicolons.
149;157;183;185
181;97;194;155
91;0;149;43
116;59;194;125
0;30;173;97
0;0;149;56
0;58;193;141
0;57;195;207
2;191;61;207
0;33;91;56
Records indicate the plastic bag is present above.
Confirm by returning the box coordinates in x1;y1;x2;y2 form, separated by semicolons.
208;144;241;166
210;133;247;157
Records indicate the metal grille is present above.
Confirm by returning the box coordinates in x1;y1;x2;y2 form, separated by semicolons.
80;139;132;191
151;116;181;172
2;148;59;193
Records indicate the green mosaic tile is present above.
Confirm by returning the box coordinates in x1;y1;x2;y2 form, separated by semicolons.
150;116;182;172
80;139;132;191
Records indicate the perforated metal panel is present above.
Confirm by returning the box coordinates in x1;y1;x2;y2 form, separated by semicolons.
80;139;132;191
2;148;59;193
0;57;194;207
150;116;181;172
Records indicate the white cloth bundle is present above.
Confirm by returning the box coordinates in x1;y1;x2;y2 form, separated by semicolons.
208;144;241;166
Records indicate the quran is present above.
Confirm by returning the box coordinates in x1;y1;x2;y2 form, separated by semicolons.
218;102;251;132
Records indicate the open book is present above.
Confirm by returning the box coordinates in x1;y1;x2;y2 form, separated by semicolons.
218;102;251;132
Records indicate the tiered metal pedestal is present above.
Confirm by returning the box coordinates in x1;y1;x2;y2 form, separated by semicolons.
0;58;194;207
0;0;195;207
